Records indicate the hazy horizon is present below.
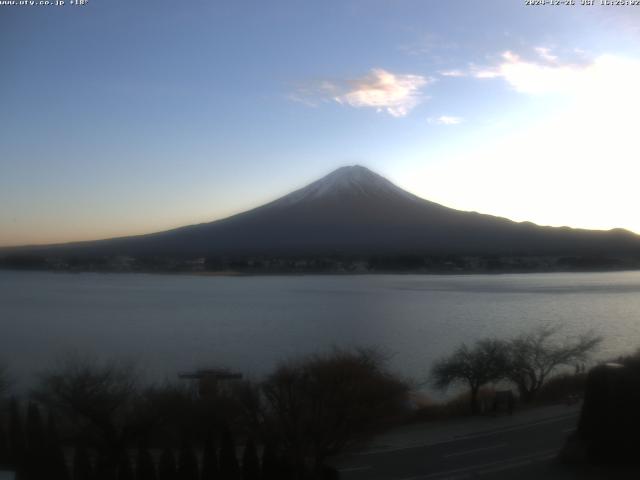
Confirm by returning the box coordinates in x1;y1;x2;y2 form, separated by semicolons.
2;1;640;246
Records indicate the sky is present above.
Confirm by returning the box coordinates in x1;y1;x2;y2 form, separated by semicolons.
1;0;640;246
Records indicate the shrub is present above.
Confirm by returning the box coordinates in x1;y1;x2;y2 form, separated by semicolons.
535;373;587;405
261;347;409;474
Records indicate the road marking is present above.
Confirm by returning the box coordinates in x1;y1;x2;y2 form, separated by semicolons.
443;443;507;458
562;427;575;433
451;414;578;441
338;466;371;473
355;413;578;456
477;453;556;477
398;449;557;480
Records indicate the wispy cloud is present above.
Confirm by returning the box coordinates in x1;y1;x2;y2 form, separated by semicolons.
534;46;558;63
439;69;466;77
429;115;463;125
287;81;340;107
292;69;431;117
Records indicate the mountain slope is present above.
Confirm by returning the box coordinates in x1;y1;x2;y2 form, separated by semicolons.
4;165;640;258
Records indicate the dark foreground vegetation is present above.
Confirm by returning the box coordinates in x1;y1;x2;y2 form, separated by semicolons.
0;349;409;480
0;327;632;479
561;350;640;467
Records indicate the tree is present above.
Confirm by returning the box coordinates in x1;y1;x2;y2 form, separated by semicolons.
218;428;239;480
260;443;279;480
0;422;9;470
431;339;508;414
25;402;47;479
116;454;134;480
0;364;10;399
261;348;409;476
73;446;94;480
8;398;25;473
241;438;260;480
200;436;218;480
136;446;157;480
505;327;601;403
46;411;70;480
158;448;177;480
177;438;199;480
132;382;196;445
95;452;117;480
32;353;138;465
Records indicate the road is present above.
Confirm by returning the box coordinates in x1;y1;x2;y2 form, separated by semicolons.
335;413;580;480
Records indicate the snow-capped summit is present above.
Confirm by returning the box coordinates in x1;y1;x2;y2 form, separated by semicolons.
272;165;420;206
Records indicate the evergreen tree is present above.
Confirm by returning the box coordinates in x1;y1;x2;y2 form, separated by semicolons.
116;454;133;480
200;436;218;480
8;398;25;471
241;439;260;480
218;429;239;480
95;453;117;480
276;454;293;480
46;411;69;480
26;403;46;449
0;423;10;470
158;448;177;480
25;402;47;480
73;447;94;480
136;447;157;480
177;439;198;480
260;444;278;480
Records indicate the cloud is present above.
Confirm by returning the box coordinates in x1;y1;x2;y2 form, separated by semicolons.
293;69;430;117
406;51;640;233
335;69;430;117
534;46;558;63
429;115;463;125
473;69;500;79
472;48;595;95
439;69;466;77
287;80;340;107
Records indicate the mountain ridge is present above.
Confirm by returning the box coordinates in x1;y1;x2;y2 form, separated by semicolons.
2;165;640;261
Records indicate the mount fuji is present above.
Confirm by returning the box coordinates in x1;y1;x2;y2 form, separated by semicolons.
4;165;640;259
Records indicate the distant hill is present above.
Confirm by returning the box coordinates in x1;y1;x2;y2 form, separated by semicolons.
2;165;640;260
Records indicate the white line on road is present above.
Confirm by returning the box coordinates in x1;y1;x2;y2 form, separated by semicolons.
355;413;577;456
443;443;507;458
562;427;575;433
398;449;558;480
338;466;371;473
476;453;556;477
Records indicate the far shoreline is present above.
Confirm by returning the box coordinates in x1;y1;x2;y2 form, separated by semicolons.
2;266;640;278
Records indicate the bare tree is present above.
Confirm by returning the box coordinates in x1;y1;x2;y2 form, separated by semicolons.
260;348;409;477
32;353;139;468
0;363;10;399
431;339;508;414
505;327;601;403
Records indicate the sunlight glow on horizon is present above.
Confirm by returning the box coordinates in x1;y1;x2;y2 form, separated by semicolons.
404;52;640;236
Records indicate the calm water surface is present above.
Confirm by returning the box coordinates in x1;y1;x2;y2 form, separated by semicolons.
2;270;640;391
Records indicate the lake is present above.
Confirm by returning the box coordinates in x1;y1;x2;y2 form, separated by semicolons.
2;270;640;393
